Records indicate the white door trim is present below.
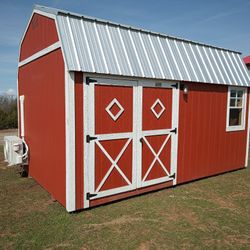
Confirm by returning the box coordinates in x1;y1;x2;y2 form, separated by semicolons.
83;75;180;207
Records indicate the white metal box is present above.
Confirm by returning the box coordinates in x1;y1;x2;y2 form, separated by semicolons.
4;136;24;166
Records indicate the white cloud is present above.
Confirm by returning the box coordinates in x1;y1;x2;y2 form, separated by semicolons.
0;88;16;96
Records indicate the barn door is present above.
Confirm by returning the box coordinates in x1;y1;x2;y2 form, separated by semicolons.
85;77;179;202
86;78;137;200
137;82;178;188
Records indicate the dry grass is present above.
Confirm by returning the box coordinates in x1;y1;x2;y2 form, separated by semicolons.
0;129;250;249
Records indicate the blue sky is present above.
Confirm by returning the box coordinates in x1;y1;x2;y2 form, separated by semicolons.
0;0;249;95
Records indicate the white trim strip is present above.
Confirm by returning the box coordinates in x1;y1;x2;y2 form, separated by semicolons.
19;95;25;137
18;41;60;67
245;92;250;167
65;71;76;212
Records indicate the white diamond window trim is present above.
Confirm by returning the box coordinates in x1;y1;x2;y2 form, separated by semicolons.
151;98;166;119
105;98;124;121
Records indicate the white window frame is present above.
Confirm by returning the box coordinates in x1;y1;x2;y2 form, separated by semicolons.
226;86;247;132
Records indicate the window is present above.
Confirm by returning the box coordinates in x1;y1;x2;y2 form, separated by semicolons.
226;87;247;131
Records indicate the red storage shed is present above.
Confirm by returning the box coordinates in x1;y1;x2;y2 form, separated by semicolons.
18;5;250;212
244;56;250;70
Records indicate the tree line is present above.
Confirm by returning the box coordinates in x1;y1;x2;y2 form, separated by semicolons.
0;95;18;129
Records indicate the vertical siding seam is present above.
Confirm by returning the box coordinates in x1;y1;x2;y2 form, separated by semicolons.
209;48;226;84
80;19;95;72
128;29;145;77
226;51;243;86
182;41;199;82
203;46;220;83
66;16;81;70
174;40;191;81
105;24;122;75
221;50;237;85
148;35;165;79
196;45;213;83
138;33;155;77
157;36;174;79
117;27;134;76
189;43;206;83
215;49;231;84
231;53;248;85
165;38;183;80
93;22;109;74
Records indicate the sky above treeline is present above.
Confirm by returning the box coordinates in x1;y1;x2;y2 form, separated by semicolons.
0;0;249;95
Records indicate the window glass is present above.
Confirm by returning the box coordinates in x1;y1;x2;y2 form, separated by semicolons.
228;88;245;129
229;109;242;126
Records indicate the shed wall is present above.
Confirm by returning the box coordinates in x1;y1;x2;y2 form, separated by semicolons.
18;49;66;206
177;83;249;184
20;13;59;61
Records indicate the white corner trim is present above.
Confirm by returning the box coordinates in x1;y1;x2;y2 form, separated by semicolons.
18;41;61;67
65;71;76;212
245;92;250;167
226;86;247;132
19;95;25;138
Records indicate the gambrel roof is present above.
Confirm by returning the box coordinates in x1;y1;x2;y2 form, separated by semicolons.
34;5;250;86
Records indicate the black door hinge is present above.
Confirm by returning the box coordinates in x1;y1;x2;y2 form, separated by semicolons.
169;173;176;179
140;138;144;143
86;135;98;143
86;77;97;85
171;83;178;89
170;128;177;134
86;192;97;200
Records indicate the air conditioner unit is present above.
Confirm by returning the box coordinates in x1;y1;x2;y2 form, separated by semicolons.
4;136;24;166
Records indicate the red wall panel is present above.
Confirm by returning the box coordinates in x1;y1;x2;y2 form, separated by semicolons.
18;49;66;206
20;14;59;61
177;83;248;184
75;72;84;210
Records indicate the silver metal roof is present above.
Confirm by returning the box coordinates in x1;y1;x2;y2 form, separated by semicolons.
35;5;250;86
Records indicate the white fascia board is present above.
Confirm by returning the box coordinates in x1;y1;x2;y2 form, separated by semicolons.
18;42;60;67
65;71;76;212
245;91;250;167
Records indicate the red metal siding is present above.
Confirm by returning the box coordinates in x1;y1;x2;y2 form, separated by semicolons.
18;49;66;207
177;83;248;184
20;14;59;61
75;72;84;210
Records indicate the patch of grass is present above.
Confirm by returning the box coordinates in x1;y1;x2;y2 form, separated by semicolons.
1;143;250;249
